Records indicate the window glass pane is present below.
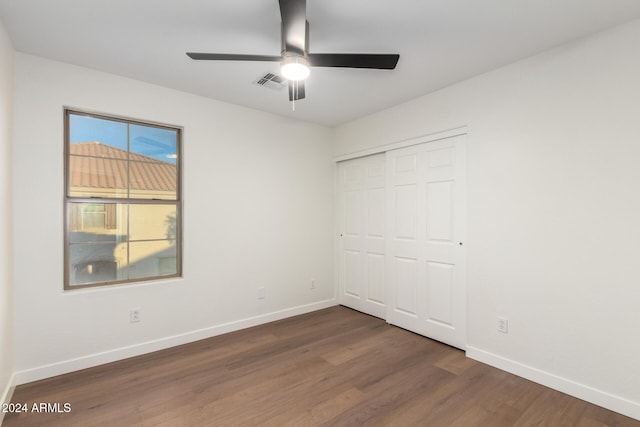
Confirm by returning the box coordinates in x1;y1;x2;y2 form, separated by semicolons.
128;159;177;200
129;124;177;200
69;114;129;198
69;114;128;151
68;242;127;286
128;240;177;279
129;124;177;163
129;204;177;241
69;202;127;244
68;156;129;198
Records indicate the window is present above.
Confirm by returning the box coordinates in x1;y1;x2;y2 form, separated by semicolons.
64;109;182;289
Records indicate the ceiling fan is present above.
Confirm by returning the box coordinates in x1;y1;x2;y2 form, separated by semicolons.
186;0;400;102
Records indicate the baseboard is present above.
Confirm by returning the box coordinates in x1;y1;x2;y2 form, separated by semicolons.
15;298;337;386
0;372;16;425
466;346;640;421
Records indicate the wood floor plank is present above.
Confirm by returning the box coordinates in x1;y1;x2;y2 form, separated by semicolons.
4;306;639;427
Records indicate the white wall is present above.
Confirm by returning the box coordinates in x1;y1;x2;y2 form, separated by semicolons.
334;19;640;419
0;16;15;419
12;54;335;382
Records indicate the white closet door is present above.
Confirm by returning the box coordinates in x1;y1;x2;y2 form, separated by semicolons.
338;154;386;318
386;135;467;349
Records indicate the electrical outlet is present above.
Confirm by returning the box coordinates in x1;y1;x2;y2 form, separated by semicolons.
257;286;265;300
311;279;316;290
497;317;508;334
130;308;141;323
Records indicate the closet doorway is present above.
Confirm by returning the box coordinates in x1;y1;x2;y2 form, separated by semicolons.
337;133;467;349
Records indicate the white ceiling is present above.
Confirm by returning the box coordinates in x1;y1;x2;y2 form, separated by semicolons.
1;1;640;127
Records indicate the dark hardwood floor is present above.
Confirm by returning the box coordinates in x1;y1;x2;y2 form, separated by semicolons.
4;306;639;426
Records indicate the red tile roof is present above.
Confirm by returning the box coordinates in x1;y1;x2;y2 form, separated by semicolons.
69;142;176;192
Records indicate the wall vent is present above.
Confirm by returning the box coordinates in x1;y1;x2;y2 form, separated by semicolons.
254;72;287;91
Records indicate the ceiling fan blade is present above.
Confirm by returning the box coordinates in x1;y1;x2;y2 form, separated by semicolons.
288;80;306;101
308;53;399;69
186;53;281;62
279;0;307;55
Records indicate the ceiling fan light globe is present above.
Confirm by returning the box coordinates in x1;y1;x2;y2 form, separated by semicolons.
281;58;310;81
